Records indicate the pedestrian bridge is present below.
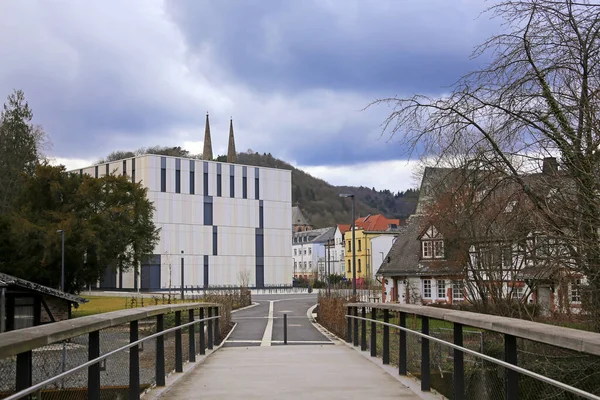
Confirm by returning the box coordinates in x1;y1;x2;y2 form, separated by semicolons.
1;295;599;399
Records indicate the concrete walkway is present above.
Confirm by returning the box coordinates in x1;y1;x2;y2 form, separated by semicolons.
159;345;421;399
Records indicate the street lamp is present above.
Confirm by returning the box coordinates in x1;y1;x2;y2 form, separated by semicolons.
339;193;356;297
56;230;65;292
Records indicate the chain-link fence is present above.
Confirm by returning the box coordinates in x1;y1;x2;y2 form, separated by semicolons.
320;298;600;400
0;303;224;400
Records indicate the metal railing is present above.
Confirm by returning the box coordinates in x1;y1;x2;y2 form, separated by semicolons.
0;303;221;400
345;302;600;400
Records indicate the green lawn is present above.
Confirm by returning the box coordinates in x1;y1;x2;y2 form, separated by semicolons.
71;296;131;317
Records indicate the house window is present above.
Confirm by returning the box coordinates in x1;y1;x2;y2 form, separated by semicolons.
423;279;432;298
437;280;446;299
453;281;464;300
294;261;297;268
347;241;351;252
308;248;312;255
123;160;126;176
304;249;307;255
304;262;307;268
358;259;362;273
434;241;444;258
309;261;312;268
422;241;433;258
294;249;297;256
217;173;222;196
347;260;351;272
13;297;35;330
512;286;524;300
358;240;362;251
242;177;247;198
94;165;98;178
571;279;582;303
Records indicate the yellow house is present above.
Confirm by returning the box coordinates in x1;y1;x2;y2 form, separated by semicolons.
343;228;398;284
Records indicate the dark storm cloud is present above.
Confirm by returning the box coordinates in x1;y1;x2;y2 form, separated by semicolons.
0;0;498;173
166;0;495;94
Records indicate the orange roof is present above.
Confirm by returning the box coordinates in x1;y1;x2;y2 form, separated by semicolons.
337;224;351;234
354;214;400;231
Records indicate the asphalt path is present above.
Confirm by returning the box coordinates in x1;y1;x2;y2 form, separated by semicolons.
225;294;333;347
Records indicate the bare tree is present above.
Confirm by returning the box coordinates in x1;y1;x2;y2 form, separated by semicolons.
374;0;600;329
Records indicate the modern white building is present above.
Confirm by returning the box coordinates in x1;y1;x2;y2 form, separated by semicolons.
76;153;292;290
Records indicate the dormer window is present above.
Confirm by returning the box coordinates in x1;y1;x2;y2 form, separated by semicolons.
421;225;444;259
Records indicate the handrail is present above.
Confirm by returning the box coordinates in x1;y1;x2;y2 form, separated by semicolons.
4;315;221;400
346;314;600;400
0;302;220;359
346;302;600;356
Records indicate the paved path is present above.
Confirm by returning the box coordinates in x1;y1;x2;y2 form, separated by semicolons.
159;295;421;399
225;294;331;346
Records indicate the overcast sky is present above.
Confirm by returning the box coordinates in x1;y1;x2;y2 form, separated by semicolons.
0;0;498;192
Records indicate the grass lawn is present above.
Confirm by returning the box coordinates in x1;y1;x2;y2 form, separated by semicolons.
72;296;131;317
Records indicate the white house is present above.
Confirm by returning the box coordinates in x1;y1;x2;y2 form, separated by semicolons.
369;235;397;280
75;153;292;290
292;227;335;281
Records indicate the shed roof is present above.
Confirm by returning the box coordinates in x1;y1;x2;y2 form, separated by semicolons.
0;272;87;304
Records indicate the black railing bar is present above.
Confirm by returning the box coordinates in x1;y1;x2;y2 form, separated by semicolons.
346;314;600;400
5;315;221;400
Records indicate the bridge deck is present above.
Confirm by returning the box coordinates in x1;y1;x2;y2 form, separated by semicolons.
159;344;421;399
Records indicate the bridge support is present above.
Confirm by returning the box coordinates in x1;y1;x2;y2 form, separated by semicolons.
453;322;464;400
129;320;140;400
353;307;358;347
189;310;196;362
88;331;100;400
421;316;430;392
399;312;407;376
214;307;219;346
370;307;377;357
16;351;32;395
175;311;183;373
360;307;367;351
199;308;206;355
207;308;214;350
382;309;389;365
346;307;352;343
156;314;165;386
505;334;518;400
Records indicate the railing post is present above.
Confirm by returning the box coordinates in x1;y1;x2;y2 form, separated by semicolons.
189;309;196;362
129;320;140;400
383;309;390;365
399;312;407;376
207;307;214;350
199;308;206;355
175;311;183;373
370;307;377;357
156;314;165;386
346;306;352;343
453;322;464;400
88;331;100;400
16;351;32;396
421;316;430;392
353;306;359;347
284;313;288;345
505;334;518;400
213;306;219;346
360;307;367;351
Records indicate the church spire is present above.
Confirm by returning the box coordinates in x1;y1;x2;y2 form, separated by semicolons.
202;112;213;161
227;118;237;163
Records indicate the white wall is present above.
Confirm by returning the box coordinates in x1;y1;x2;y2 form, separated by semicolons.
78;154;292;289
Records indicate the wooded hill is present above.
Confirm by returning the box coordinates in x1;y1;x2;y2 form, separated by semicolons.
236;152;419;228
98;148;419;229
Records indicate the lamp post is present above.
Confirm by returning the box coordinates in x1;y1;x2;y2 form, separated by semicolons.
56;230;65;292
339;194;356;297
